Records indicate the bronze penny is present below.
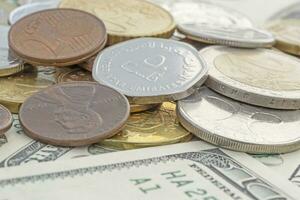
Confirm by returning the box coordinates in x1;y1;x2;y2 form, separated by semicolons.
0;104;13;135
19;81;130;146
9;8;107;66
56;66;94;83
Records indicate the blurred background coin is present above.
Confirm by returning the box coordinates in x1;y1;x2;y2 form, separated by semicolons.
93;38;208;104
9;8;107;66
9;1;59;24
101;102;192;150
0;25;24;77
59;0;176;45
0;104;13;135
19;82;130;147
177;87;300;154
201;46;300;109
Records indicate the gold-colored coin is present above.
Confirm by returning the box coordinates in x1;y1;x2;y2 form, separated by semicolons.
267;19;300;55
100;102;192;150
59;0;176;45
130;103;160;113
56;66;94;83
0;65;56;113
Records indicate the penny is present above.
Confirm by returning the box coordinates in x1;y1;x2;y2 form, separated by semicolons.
9;1;59;24
201;46;300;109
19;82;130;146
267;19;300;55
101;102;192;150
0;65;56;113
169;1;274;48
177;87;300;154
93;38;208;104
59;0;176;45
56;67;94;83
0;104;13;135
0;25;24;77
9;8;107;66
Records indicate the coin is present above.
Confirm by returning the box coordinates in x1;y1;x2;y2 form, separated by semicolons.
268;2;300;21
169;1;274;48
267;19;300;55
59;0;176;45
101;102;192;150
9;1;59;24
19;82;130;147
0;0;18;25
0;65;56;113
9;8;107;66
177;87;300;154
18;0;59;5
56;67;94;83
0;104;13;135
0;25;24;76
93;38;208;104
130;104;159;113
201;46;300;109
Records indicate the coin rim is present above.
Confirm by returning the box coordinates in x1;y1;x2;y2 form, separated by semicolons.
0;104;13;135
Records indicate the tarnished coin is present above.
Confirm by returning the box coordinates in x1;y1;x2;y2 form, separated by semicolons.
101;102;192;150
93;38;208;104
0;104;13;135
0;25;24;76
169;1;274;48
59;0;176;45
177;87;300;154
9;8;107;66
202;46;300;109
267;19;300;55
56;67;94;83
0;65;56;113
19;82;130;147
9;1;59;24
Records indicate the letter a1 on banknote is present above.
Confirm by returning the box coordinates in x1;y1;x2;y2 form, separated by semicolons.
0;141;299;200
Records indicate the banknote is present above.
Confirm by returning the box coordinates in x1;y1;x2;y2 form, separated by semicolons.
0;141;299;200
251;151;300;188
0;115;116;168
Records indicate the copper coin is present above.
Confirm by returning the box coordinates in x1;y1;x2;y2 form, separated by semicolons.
0;104;13;135
19;81;130;146
56;66;94;83
9;8;107;66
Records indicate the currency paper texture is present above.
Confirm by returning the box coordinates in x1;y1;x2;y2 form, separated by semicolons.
0;141;299;200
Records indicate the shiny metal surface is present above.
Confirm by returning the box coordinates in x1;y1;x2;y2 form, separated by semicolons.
201;46;300;109
177;87;300;154
93;38;208;104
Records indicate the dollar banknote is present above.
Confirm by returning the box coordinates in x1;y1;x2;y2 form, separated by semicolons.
0;141;299;199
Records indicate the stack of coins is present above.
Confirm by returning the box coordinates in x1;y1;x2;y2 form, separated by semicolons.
1;0;299;155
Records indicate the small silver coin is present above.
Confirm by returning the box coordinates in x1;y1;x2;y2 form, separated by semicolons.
201;46;300;109
93;38;208;104
0;25;23;76
177;87;300;154
9;1;59;24
170;1;274;48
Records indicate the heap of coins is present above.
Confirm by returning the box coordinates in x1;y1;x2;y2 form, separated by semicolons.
0;0;299;154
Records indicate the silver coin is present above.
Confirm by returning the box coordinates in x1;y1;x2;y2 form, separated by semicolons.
0;25;23;75
201;46;300;109
170;1;274;48
93;38;208;104
177;87;300;154
9;1;59;24
268;2;300;21
17;0;60;6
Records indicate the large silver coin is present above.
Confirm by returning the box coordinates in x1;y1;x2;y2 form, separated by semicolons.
170;1;274;48
177;87;300;154
93;38;208;104
9;1;59;25
201;46;300;109
0;25;23;76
